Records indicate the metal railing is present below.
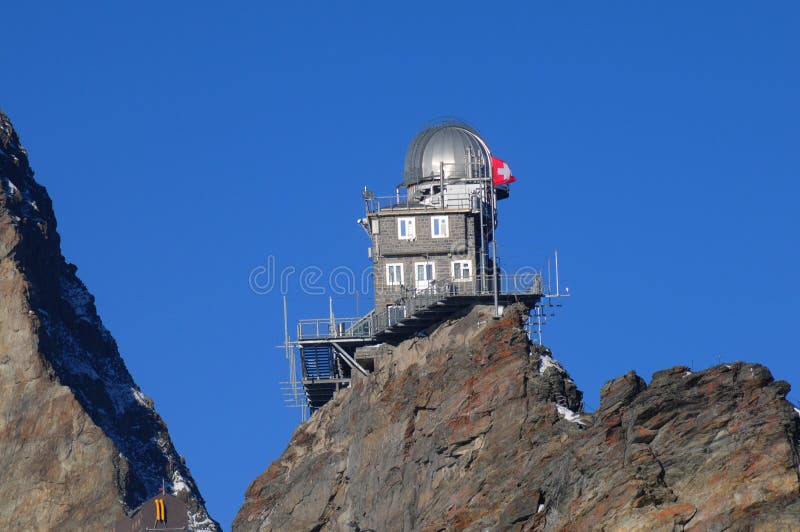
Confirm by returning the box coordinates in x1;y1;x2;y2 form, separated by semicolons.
366;193;480;213
297;273;543;340
373;274;543;299
297;316;370;340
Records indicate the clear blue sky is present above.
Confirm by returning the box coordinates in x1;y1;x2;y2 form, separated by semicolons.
2;1;798;528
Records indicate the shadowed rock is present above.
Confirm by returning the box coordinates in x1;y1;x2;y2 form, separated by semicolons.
0;110;218;530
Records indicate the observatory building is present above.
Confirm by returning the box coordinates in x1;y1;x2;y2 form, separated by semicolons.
284;121;556;415
367;122;505;312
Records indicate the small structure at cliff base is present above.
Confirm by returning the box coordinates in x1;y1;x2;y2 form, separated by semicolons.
283;120;567;416
111;492;187;531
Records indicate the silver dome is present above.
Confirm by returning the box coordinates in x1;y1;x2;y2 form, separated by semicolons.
401;122;491;187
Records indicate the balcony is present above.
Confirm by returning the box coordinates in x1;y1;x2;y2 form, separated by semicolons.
297;273;543;343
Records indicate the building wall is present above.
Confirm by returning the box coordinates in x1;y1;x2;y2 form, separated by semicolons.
368;209;488;311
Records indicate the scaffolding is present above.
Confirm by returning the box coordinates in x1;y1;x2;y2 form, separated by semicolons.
280;270;572;416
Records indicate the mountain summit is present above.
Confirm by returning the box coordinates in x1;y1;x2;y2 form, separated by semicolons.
0;110;218;530
234;304;800;530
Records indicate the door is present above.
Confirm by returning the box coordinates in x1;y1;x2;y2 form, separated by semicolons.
414;262;435;291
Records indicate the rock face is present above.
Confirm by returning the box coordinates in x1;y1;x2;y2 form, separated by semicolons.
0;110;219;530
234;304;800;531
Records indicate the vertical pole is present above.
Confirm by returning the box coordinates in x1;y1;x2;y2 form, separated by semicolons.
283;296;290;360
555;249;560;297
468;146;473;180
537;304;543;345
491;174;500;317
284;296;304;421
470;134;493;298
478;189;486;293
440;161;445;209
329;296;335;336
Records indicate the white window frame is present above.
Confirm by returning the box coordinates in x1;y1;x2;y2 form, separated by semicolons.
451;260;473;281
386;263;404;286
414;261;435;290
397;217;416;240
431;215;449;238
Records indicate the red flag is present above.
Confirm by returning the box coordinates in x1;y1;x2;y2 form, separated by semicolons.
492;157;516;185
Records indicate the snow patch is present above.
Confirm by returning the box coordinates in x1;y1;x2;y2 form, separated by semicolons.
537;502;545;513
171;470;189;494
556;404;586;425
132;388;150;408
794;407;800;419
538;353;566;375
188;512;217;532
683;371;693;377
173;469;217;530
2;177;19;196
155;434;169;453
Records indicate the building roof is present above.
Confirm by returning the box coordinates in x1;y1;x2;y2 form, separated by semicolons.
110;492;188;532
401;121;491;187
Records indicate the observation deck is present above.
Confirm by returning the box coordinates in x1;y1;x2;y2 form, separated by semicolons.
286;273;544;412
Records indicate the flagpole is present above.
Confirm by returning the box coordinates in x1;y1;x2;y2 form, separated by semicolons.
490;168;500;318
471;133;499;317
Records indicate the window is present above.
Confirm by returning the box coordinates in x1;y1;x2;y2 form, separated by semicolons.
414;261;435;290
386;263;404;286
452;260;472;281
431;216;449;238
398;217;415;239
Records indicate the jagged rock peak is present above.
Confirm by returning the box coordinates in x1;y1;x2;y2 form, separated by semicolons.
0;109;219;530
234;304;800;531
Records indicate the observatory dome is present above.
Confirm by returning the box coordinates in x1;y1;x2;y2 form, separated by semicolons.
401;122;491;187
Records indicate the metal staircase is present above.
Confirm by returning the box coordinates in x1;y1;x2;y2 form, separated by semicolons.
299;344;349;411
301;345;335;379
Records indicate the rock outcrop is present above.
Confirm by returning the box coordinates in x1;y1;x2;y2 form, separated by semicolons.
234;304;800;531
0;110;219;530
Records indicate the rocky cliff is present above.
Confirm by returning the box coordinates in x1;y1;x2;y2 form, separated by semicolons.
0;110;219;530
235;304;800;531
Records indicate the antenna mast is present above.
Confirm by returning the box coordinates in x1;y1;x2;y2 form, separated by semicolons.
283;296;305;421
555;249;560;296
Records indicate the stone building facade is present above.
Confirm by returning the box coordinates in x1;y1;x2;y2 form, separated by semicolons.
366;203;492;311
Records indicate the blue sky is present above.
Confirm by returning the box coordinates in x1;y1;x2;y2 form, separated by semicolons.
2;1;798;528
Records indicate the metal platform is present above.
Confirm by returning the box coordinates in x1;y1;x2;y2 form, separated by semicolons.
374;293;540;344
290;274;545;413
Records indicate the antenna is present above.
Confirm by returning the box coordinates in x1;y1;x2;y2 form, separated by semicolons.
283;296;306;422
536;305;543;345
283;296;290;361
329;296;335;335
555;249;560;296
